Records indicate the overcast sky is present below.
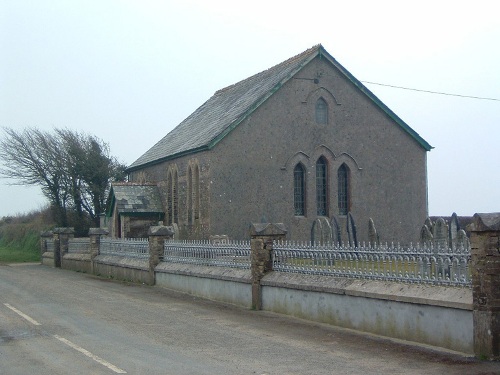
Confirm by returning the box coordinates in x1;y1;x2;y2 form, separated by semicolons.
1;0;499;218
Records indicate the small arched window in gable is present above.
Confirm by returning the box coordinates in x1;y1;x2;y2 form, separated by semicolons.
315;98;328;125
338;163;350;216
293;163;306;216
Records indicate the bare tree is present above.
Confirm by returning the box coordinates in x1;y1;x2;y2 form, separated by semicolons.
0;127;126;231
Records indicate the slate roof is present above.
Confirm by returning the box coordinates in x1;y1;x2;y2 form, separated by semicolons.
127;44;431;172
106;183;163;216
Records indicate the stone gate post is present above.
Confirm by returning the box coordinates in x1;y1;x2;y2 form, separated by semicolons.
52;227;74;268
470;212;500;359
89;228;109;275
249;223;287;310
148;225;174;286
40;230;53;264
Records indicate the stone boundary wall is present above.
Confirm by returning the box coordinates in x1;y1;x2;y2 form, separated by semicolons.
155;263;252;308
93;255;150;283
261;272;472;353
39;215;500;359
153;260;472;353
62;253;92;273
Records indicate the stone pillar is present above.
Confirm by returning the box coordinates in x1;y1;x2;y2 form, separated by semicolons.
148;225;174;286
40;230;53;262
470;212;500;359
249;223;287;310
89;228;108;275
52;228;75;268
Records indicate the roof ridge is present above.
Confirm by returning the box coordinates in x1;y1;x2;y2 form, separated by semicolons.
214;44;321;95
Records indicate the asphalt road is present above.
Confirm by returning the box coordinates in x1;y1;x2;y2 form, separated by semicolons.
1;263;499;375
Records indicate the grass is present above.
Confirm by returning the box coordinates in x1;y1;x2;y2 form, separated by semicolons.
0;209;52;264
0;245;40;263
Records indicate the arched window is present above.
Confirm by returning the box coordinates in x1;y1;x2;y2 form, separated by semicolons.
316;157;328;216
172;168;178;224
193;164;200;221
166;166;178;225
338;164;350;215
187;161;200;225
166;169;173;225
187;165;193;224
293;163;306;216
315;98;328;125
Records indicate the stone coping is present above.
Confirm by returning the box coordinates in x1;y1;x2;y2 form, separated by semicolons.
261;272;472;310
94;255;149;271
155;262;252;284
41;251;54;259
63;253;91;261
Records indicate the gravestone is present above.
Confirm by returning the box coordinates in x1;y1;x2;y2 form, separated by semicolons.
346;212;358;248
433;217;449;251
456;229;470;252
331;216;342;246
433;217;450;279
424;217;434;233
420;225;433;248
450;212;460;250
311;217;332;245
368;218;379;247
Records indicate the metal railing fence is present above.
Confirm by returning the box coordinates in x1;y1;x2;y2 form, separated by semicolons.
272;241;471;287
67;238;90;253
163;240;251;269
45;240;55;253
100;238;149;259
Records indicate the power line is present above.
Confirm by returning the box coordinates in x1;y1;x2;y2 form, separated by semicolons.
361;81;500;102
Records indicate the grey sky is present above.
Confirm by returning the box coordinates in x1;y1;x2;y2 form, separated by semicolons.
1;0;499;217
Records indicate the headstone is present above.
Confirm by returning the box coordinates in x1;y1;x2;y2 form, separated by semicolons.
368;218;379;247
420;225;433;248
311;217;332;245
346;212;358;248
331;216;342;246
424;217;434;233
456;229;470;252
449;212;460;250
433;217;449;252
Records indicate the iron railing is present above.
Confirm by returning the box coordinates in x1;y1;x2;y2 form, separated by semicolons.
272;241;471;287
100;238;149;259
163;240;251;269
45;240;55;253
67;238;90;253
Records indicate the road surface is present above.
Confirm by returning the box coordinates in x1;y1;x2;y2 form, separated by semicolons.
1;263;499;374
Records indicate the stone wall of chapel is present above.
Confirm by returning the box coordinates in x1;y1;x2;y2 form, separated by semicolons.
128;152;212;240
208;56;428;243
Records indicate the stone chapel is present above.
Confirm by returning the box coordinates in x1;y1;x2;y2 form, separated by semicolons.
106;44;432;243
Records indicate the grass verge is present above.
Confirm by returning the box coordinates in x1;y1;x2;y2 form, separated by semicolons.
0;231;41;264
0;245;40;263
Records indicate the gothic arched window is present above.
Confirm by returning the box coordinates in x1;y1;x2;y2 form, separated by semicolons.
316;157;328;216
338;163;350;215
166;166;178;225
172;168;178;224
187;161;200;225
293;163;306;216
315;98;328;125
